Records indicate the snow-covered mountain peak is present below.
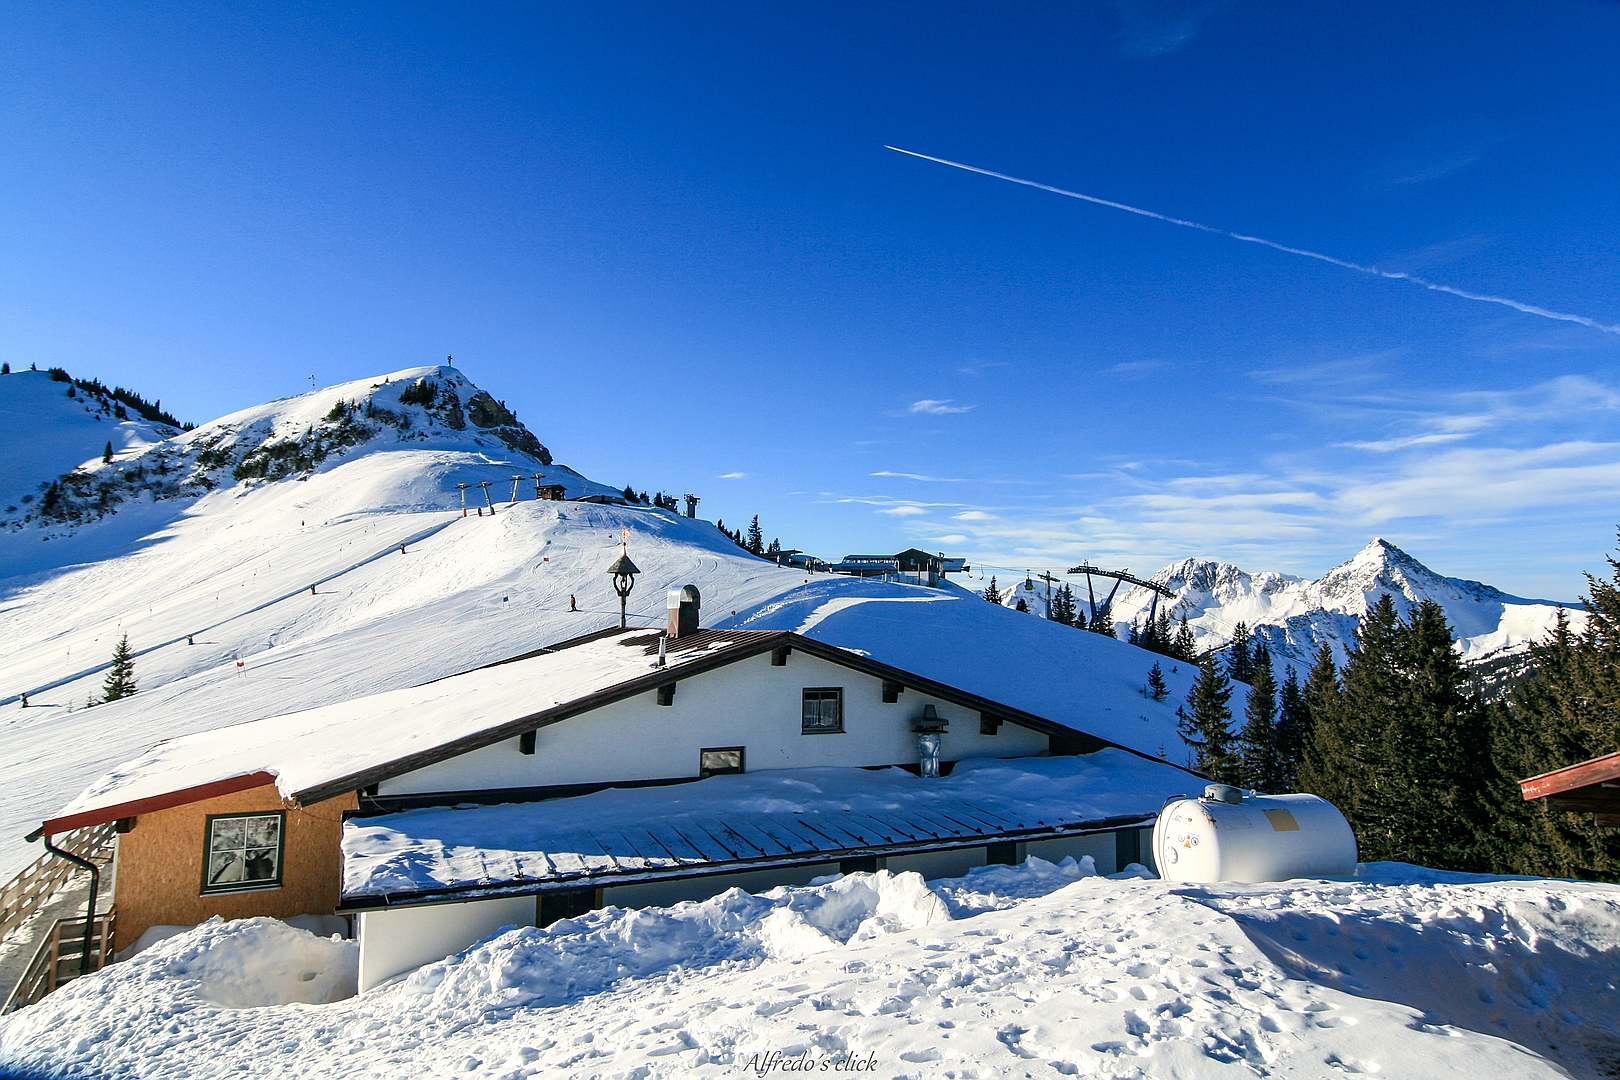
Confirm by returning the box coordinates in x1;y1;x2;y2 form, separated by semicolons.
1;365;621;536
1113;539;1573;674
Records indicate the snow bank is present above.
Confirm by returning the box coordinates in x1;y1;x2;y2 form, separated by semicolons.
0;918;357;1077
5;861;1616;1079
403;869;951;1013
930;853;1098;916
1189;862;1620;1079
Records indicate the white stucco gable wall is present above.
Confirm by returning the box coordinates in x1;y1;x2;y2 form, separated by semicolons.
376;650;1049;796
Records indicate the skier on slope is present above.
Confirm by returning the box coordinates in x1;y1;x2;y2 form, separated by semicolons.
569;594;577;612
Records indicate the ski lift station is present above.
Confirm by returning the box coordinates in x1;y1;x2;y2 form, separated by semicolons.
828;548;968;587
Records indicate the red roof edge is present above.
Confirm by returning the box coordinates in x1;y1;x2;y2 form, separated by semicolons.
1518;751;1620;802
41;771;280;835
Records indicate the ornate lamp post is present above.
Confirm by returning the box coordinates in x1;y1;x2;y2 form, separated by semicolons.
607;544;640;628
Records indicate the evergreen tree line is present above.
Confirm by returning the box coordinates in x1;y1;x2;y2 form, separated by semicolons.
37;365;191;429
1128;608;1199;662
620;487;682;512
986;577;1131;639
714;513;791;559
1173;554;1620;880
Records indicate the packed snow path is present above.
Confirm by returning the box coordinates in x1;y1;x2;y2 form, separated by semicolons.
3;862;1614;1079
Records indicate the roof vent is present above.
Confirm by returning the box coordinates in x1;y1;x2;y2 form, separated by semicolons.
667;584;701;639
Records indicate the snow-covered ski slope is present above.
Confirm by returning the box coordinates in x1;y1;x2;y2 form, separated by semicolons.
3;859;1616;1079
0;367;1197;882
1109;538;1574;673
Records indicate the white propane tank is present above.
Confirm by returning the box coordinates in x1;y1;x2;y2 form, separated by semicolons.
1153;784;1358;883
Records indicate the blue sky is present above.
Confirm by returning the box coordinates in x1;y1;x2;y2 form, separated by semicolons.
3;2;1618;598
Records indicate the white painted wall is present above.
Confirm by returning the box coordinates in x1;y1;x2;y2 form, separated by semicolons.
356;894;534;992
380;651;1049;796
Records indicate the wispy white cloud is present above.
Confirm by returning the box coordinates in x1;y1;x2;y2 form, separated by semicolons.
1108;360;1166;376
871;470;966;483
954;510;995;521
956;360;1010;377
1339;433;1471;453
717;471;746;479
1100;0;1227;58
878;505;927;516
909;399;975;415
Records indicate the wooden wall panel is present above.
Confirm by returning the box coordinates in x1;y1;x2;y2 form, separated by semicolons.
113;785;356;950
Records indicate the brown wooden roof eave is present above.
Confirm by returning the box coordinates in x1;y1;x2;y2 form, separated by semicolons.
40;770;281;835
1519;750;1620;802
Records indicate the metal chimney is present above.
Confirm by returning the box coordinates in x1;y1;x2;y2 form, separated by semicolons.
667;584;701;639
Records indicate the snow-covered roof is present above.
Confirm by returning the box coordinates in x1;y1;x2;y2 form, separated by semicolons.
45;628;775;831
45;625;1172;834
341;751;1192;903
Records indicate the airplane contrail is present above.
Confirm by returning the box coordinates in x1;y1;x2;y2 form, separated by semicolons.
885;145;1620;337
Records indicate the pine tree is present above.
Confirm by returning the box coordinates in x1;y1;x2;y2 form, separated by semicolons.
1275;665;1310;791
1239;645;1284;792
1147;661;1169;701
1088;601;1115;638
1050;584;1078;627
101;634;137;702
1298;595;1490;870
1;362;9;374
102;441;113;464
1226;622;1254;683
1172;615;1197;662
1486;547;1620;880
1178;653;1240;782
1390;599;1491;870
983;576;1002;604
746;515;764;556
1015;597;1028;613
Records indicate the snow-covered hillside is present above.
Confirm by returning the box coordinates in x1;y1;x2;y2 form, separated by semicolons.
0;367;1197;883
0;367;181;514
1108;539;1574;674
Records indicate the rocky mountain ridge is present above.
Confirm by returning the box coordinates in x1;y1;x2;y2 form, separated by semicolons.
1112;538;1573;673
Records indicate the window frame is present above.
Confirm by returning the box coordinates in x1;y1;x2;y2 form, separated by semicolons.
200;810;287;896
699;746;746;778
801;687;844;734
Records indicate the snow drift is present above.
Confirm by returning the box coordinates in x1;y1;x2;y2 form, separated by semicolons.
3;861;1616;1078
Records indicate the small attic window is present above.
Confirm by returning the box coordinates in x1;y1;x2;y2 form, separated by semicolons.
802;688;843;734
201;812;284;895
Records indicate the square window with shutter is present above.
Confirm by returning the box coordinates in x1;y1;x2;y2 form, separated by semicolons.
801;687;843;733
